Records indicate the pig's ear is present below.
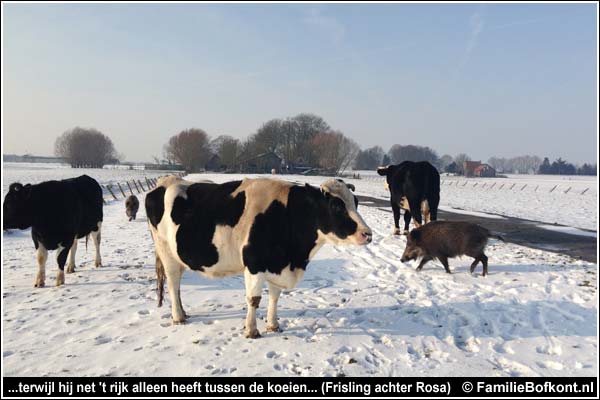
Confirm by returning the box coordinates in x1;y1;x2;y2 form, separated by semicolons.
409;229;421;244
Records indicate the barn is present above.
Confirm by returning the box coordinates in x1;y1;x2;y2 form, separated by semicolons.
463;160;496;177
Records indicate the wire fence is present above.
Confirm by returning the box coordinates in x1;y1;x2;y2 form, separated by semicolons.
356;175;594;196
100;172;186;204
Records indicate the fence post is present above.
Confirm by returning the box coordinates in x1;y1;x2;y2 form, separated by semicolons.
521;184;527;191
138;180;145;191
105;185;118;201
126;181;134;196
132;180;140;193
117;182;126;198
581;188;589;195
499;184;505;190
509;183;516;190
146;177;152;189
473;182;478;187
549;185;557;193
564;186;571;194
489;182;496;190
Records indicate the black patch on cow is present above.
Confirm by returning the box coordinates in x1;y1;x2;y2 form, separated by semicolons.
174;181;245;271
145;186;166;228
2;175;103;266
243;184;358;275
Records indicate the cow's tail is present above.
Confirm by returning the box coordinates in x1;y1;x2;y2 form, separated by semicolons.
156;253;165;307
489;233;505;242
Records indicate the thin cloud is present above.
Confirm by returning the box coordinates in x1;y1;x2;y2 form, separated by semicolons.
304;8;346;45
452;11;485;82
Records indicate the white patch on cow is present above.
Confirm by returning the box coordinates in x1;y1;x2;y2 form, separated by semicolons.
320;179;372;245
266;282;283;332
265;264;306;290
399;196;410;210
91;222;102;268
421;199;431;224
34;243;48;288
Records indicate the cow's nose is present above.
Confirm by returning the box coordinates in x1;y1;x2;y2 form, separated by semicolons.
361;230;372;244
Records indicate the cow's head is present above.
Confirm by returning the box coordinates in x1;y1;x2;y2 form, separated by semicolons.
376;164;399;191
319;179;372;245
3;183;33;230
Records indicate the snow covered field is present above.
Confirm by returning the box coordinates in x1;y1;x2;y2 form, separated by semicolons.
2;168;597;377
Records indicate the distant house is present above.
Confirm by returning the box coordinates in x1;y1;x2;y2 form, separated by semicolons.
474;164;496;177
239;152;282;174
463;160;496;177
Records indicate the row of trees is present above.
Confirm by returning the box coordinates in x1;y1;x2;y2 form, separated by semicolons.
163;114;359;174
52;124;596;177
538;157;597;176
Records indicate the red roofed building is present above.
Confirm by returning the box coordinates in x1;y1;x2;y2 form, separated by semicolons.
463;161;496;177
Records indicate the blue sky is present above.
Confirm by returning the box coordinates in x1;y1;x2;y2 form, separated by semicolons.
3;3;597;163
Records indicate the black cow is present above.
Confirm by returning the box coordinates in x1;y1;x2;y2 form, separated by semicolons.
3;175;103;287
145;177;372;338
377;161;440;235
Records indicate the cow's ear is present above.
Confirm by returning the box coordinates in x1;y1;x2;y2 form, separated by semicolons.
376;166;388;176
9;183;23;192
346;183;355;192
409;229;421;244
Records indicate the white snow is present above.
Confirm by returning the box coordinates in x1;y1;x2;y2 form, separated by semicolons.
536;225;597;238
2;169;597;377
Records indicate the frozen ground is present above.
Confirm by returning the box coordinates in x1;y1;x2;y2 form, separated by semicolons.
2;171;597;377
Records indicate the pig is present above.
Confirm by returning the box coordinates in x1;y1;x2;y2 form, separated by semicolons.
400;221;504;276
125;195;139;221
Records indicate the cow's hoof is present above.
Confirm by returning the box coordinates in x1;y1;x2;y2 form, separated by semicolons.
266;325;282;333
95;262;102;268
172;318;186;325
415;267;423;272
56;271;65;286
245;329;261;339
445;270;452;274
393;228;401;235
34;280;45;288
403;230;409;235
66;265;76;274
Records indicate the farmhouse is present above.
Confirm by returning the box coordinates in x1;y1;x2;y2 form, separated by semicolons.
463;160;496;177
239;151;282;174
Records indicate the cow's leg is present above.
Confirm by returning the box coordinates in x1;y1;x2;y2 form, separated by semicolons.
91;222;102;268
421;200;431;224
403;210;412;234
34;242;48;288
391;203;401;235
266;282;283;333
66;236;78;273
56;240;72;286
408;198;423;228
244;269;265;339
162;256;186;324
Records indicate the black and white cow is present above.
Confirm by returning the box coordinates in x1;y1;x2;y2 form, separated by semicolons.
145;177;372;338
3;175;103;287
377;161;440;235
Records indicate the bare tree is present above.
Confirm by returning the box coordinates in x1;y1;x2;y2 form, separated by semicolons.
354;146;385;170
453;153;471;175
54;127;119;168
164;128;211;172
388;144;439;165
311;130;359;175
211;135;242;171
